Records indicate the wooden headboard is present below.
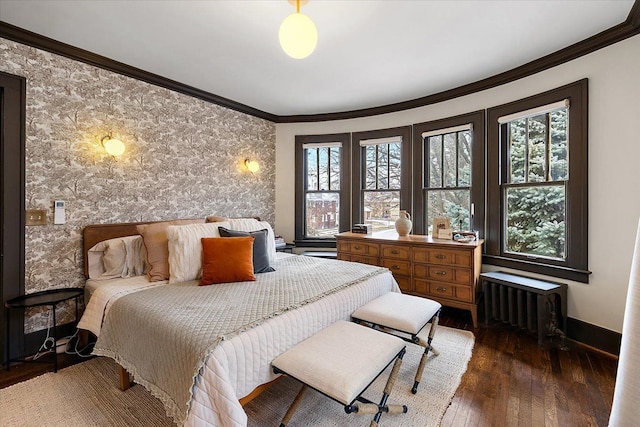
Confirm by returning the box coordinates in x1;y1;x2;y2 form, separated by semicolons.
82;220;159;279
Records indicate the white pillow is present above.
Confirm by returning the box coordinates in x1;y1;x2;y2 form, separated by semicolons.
88;235;146;280
227;218;277;265
166;221;231;284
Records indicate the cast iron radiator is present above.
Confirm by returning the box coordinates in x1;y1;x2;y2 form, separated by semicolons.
480;271;568;345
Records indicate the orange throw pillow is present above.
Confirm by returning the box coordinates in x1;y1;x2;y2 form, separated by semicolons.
200;236;256;285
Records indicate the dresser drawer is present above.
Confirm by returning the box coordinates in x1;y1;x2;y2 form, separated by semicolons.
350;255;379;266
414;280;473;302
394;275;413;293
337;253;351;262
340;240;379;257
413;264;472;285
381;259;411;276
337;241;352;254
381;244;410;260
412;247;472;268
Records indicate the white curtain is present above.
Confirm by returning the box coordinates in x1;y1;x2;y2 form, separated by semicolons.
609;219;640;426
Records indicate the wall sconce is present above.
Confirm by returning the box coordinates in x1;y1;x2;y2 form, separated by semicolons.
245;159;260;174
101;133;125;157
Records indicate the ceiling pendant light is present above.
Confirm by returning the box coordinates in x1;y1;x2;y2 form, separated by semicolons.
279;0;318;59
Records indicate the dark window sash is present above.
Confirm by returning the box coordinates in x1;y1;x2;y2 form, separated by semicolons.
352;126;412;225
413;111;485;236
486;79;589;283
295;133;351;244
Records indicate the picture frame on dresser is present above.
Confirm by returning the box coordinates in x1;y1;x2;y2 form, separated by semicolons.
432;217;450;239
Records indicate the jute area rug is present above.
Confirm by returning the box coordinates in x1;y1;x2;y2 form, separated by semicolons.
0;326;474;427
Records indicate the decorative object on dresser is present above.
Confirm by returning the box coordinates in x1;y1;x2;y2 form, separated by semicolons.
395;210;413;236
432;217;451;239
352;223;373;234
337;232;483;326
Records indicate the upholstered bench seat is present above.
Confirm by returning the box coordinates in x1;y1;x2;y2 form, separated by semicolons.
272;320;407;426
353;292;441;335
352;292;442;394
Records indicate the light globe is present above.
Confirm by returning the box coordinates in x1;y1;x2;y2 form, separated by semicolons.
103;137;125;156
279;12;318;59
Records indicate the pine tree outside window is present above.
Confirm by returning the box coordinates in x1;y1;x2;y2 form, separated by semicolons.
486;80;589;283
503;105;568;259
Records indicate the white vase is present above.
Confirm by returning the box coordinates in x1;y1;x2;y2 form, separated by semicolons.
395;210;412;236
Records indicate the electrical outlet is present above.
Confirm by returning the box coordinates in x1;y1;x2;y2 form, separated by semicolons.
26;209;47;226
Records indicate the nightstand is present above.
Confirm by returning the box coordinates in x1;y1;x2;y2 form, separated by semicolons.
5;288;83;373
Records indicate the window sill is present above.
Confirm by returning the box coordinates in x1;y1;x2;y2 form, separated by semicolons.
482;254;591;283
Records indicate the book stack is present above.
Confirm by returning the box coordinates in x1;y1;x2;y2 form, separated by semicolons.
275;235;286;248
351;224;372;234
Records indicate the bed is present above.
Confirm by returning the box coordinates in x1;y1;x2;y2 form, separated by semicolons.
78;218;400;427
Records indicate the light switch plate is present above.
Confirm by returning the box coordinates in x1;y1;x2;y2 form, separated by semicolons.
26;209;47;226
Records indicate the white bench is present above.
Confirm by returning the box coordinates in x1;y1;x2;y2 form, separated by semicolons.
272;320;407;427
352;292;442;394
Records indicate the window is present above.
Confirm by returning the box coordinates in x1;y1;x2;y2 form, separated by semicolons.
295;133;351;247
413;111;485;236
486;79;589;282
352;127;411;234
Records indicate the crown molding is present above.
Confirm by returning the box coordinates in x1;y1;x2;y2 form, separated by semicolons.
2;0;639;124
0;21;278;123
279;3;640;122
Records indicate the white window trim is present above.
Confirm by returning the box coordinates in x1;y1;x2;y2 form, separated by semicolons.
359;136;402;146
421;123;473;138
498;99;570;124
302;142;342;149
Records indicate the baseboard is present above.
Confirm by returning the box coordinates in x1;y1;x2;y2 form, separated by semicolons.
567;317;621;356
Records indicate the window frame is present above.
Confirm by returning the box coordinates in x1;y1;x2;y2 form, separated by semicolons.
295;133;351;247
412;111;485;236
351;126;412;227
486;79;589;283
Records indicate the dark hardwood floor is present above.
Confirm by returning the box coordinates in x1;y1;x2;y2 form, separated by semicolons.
1;308;618;426
1;339;94;389
439;307;618;427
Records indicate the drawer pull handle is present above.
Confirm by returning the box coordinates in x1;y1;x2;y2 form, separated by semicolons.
391;265;400;270
435;271;447;276
391;250;400;254
435;254;446;259
436;287;447;292
354;245;362;250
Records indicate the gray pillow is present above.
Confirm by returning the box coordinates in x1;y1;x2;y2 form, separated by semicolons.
218;227;275;274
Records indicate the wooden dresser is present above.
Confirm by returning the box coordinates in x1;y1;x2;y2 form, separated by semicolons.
336;232;483;326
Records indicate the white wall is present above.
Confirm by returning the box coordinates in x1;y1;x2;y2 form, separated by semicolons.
275;34;640;333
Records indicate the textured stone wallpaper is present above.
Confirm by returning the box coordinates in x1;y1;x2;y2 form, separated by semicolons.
0;38;276;332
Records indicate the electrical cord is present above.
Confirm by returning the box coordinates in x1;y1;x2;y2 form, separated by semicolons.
64;329;95;358
33;309;95;359
32;310;55;360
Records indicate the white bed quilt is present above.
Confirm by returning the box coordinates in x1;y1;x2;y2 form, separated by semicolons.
77;275;168;337
79;254;399;426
